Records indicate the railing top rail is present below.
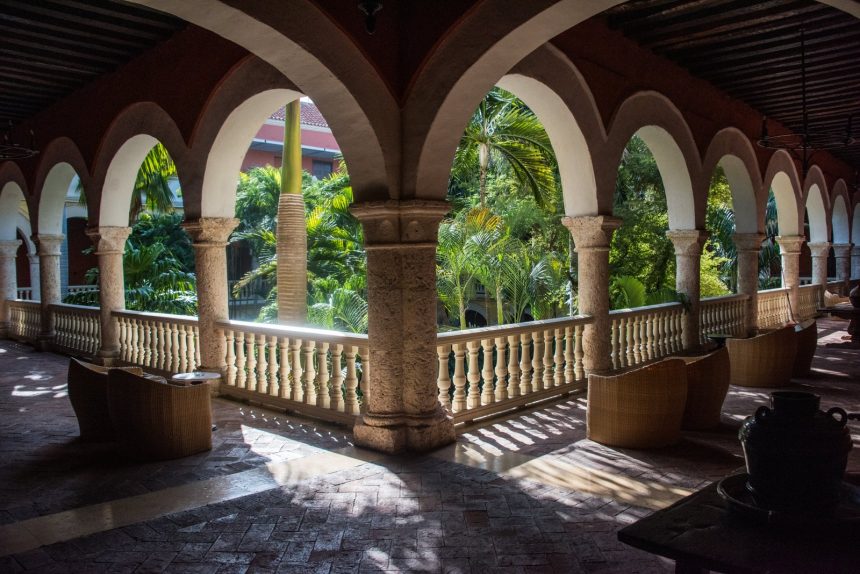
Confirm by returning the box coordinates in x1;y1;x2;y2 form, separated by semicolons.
50;303;100;314
798;284;821;291
701;293;750;304
437;314;594;345
112;309;200;326
608;301;684;319
217;319;369;345
9;299;41;307
757;287;790;296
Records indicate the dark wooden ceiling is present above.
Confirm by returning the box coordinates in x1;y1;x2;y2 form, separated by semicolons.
0;0;185;124
605;0;860;172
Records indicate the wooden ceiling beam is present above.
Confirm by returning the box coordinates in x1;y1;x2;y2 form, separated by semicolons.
0;13;149;50
2;1;169;41
2;36;124;67
49;0;182;31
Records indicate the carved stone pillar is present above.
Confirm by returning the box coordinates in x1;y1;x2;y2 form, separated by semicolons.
27;254;40;301
561;215;622;374
351;200;456;454
776;235;804;321
182;218;238;375
34;234;64;345
852;246;860;280
733;233;765;334
0;240;22;338
832;243;852;291
808;242;831;292
86;226;131;362
666;229;708;349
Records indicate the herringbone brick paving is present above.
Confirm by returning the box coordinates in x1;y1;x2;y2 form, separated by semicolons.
0;317;857;573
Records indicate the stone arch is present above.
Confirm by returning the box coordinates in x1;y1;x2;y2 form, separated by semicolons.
702;128;764;234
830;180;850;245
802;165;830;244
497;44;605;217
852;196;860;248
0;180;28;241
761;150;802;237
90;102;188;227
32;137;90;236
127;0;394;203
605;91;701;230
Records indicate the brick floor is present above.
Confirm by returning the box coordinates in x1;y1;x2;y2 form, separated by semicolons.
0;316;857;573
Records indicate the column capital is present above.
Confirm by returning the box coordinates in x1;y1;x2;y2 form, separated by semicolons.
86;226;131;255
561;215;622;251
351;200;449;248
182;217;239;246
776;235;804;254
33;233;64;256
807;242;831;258
832;243;852;258
0;240;22;259
666;229;708;256
732;232;766;252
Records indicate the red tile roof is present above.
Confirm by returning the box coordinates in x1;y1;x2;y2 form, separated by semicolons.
270;101;329;128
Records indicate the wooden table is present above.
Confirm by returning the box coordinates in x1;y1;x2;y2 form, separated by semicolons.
818;304;860;341
617;480;858;573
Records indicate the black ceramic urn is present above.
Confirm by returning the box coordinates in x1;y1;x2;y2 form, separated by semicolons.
739;391;852;511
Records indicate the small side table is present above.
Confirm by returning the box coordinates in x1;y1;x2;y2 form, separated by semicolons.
170;371;221;432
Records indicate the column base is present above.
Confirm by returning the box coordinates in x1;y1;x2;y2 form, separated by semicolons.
353;406;456;454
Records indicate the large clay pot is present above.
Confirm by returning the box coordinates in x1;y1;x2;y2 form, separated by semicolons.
739;391;852;511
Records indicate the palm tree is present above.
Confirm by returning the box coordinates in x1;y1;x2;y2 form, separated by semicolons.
276;100;307;324
451;88;558;208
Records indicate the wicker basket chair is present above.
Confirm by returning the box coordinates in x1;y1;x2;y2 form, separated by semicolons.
67;358;142;441
726;325;797;388
107;369;212;460
587;359;688;448
792;319;818;377
678;347;730;430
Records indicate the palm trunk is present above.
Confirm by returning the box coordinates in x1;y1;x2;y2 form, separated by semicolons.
277;100;306;324
495;283;504;325
478;143;489;207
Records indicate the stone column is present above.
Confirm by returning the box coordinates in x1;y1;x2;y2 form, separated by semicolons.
86;226;131;362
733;233;765;334
808;242;831;292
666;229;708;350
27;254;40;300
832;243;852;291
561;215;622;374
182;218;238;376
852;246;860;280
351;200;456;454
34;234;64;346
776;235;804;321
0;240;22;338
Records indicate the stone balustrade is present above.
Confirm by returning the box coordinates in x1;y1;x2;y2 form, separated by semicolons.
52;303;100;356
756;288;792;328
218;320;369;425
797;284;822;323
16;288;33;301
436;315;593;424
114;310;201;374
699;294;749;344
8;300;41;341
66;285;98;296
609;302;685;371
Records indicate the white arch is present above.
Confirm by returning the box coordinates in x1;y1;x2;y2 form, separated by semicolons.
201;88;302;218
0;182;28;241
100;134;160;227
16;213;35;255
38;163;79;236
702;128;763;234
832;195;850;244
762;150;802;237
803;166;830;244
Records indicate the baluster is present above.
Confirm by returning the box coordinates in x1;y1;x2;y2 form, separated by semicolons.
343;345;359;415
278;337;291;398
178;325;188;372
268;335;279;397
564;326;575;384
574;325;585;381
494;336;508;401
481;338;495;406
610;319;619;370
329;343;343;410
436;344;452;410
553;328;564;387
675;312;684;352
290;339;303;402
143;321;154;367
531;331;544;392
466;340;481;409
156;321;166;371
359;346;369;408
635;316;645;364
257;333;268;394
236;331;247;388
225;329;236;386
169;322;180;372
519;333;532;395
645;314;655;360
625;317;635;366
316;341;329;407
194;328;201;369
117;318;127;361
451;343;467;412
245;332;258;392
507;335;520;398
544;330;556;388
303;340;317;404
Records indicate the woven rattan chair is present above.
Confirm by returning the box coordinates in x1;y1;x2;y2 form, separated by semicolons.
792;319;818;377
678;347;730;430
67;358;143;441
726;325;797;388
107;369;212;460
587;359;688;448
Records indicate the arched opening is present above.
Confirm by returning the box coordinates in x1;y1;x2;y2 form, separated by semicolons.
0;182;30;299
